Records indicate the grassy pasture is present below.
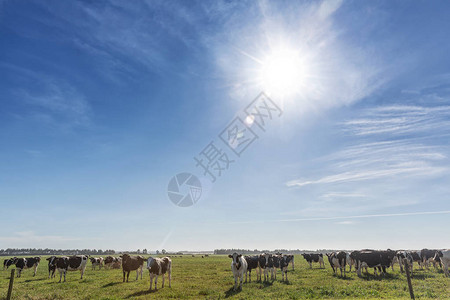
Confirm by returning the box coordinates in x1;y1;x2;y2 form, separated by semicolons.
1;255;449;299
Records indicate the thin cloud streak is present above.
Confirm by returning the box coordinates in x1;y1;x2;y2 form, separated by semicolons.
229;210;450;225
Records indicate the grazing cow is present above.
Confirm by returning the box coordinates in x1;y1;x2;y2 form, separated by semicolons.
3;258;16;270
90;257;104;270
421;249;442;269
147;257;172;290
120;254;145;282
326;252;346;277
104;256;122;269
15;257;41;277
54;255;88;282
434;250;450;277
244;255;259;282
229;253;247;291
302;253;324;269
46;256;57;279
279;255;290;281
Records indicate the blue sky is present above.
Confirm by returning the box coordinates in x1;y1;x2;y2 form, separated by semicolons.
1;0;450;251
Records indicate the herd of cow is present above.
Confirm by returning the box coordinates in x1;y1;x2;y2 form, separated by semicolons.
2;254;172;290
2;248;449;292
228;249;450;291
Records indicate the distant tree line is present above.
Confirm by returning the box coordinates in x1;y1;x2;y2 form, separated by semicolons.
0;248;116;256
214;249;341;255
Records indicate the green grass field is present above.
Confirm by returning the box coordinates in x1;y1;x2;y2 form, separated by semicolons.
1;255;449;299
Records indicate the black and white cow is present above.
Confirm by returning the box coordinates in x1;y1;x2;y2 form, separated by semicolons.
147;256;172;290
271;254;281;280
54;255;88;282
46;256;57;279
3;258;16;270
14;257;41;277
434;249;450;277
104;256;122;269
302;253;324;269
279;255;290;281
244;255;259;283
410;251;423;269
346;253;355;272
257;254;268;281
421;249;442;269
326;252;346;277
284;254;295;271
229;253;247;291
120;254;145;282
396;251;412;273
90;257;104;270
351;250;395;277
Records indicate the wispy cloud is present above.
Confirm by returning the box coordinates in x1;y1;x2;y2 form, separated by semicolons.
229;210;450;225
287;101;450;188
3;63;92;129
342;105;450;136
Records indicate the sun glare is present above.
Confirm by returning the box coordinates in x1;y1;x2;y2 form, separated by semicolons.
260;47;305;96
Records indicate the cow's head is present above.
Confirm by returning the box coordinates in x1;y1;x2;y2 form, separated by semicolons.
228;253;242;268
147;257;154;269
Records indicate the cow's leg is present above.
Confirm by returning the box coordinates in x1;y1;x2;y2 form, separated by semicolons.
136;269;139;281
234;275;237;290
81;267;85;279
123;271;126;282
169;266;172;287
58;270;62;283
63;270;67;282
126;271;130;282
162;273;165;288
155;275;158;290
309;262;312;269
239;274;243;290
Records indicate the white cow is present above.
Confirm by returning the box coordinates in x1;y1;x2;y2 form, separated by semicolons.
228;253;247;291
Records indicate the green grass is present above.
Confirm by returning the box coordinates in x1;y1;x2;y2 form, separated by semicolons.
1;255;449;299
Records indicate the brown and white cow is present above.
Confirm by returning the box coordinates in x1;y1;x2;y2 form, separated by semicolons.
54;255;88;282
147;257;172;290
120;254;145;282
104;256;122;269
90;257;104;270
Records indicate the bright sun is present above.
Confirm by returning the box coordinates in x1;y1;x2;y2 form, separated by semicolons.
259;47;305;97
